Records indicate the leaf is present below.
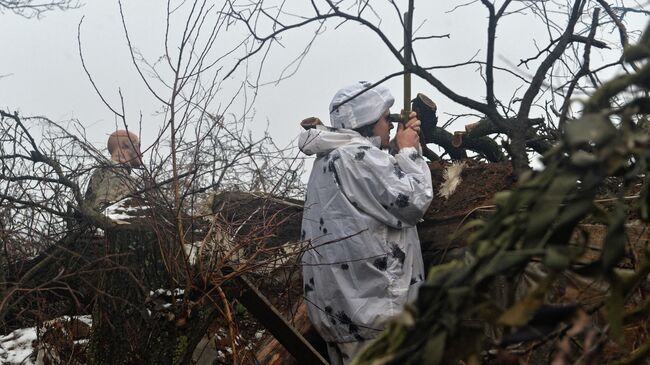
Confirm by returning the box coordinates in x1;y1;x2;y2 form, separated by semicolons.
554;198;594;230
474;239;492;257
570;150;599;167
624;44;650;62
426;260;464;285
525;173;579;242
602;202;627;271
446;286;472;311
564;113;617;148
546;200;594;249
606;274;625;343
421;332;446;365
544;246;571;270
497;276;550;327
639;176;650;222
474;249;540;284
492;191;512;208
451;219;485;242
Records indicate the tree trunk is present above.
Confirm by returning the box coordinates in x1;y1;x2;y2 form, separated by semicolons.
88;223;217;365
508;124;531;176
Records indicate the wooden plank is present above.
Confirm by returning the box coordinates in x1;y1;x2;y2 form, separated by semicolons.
225;272;329;365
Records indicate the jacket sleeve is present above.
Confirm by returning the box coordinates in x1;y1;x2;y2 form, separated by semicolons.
332;146;433;228
84;167;106;211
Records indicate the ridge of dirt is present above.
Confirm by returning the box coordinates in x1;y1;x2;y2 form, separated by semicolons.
425;159;515;220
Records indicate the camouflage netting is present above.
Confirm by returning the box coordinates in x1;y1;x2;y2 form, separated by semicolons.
354;23;650;365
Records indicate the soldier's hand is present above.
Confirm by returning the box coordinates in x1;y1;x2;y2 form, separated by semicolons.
404;111;421;132
395;111;420;150
396;123;419;150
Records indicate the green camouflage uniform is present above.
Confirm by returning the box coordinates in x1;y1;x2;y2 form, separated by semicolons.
84;163;138;211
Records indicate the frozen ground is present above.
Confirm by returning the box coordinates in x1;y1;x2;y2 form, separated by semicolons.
0;326;37;365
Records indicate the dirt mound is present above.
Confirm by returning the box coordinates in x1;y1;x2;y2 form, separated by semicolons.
418;159;515;267
425;159;514;220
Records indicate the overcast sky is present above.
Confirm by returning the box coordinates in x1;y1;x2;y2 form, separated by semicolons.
1;1;647;169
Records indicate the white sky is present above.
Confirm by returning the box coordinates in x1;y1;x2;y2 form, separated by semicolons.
1;1;647;168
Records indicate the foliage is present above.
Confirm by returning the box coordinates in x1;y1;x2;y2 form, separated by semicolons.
173;335;188;365
354;22;650;365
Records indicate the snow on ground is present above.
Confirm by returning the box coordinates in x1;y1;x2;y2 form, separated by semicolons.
74;315;92;327
0;327;37;365
0;315;93;365
46;315;92;328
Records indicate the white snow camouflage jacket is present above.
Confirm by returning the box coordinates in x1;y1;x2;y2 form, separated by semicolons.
299;125;433;343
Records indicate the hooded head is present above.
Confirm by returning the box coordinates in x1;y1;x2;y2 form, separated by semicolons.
329;81;395;130
107;130;142;167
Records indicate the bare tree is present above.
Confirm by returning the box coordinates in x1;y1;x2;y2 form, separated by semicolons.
224;0;647;174
0;0;80;17
1;0;306;363
353;23;650;363
211;1;650;363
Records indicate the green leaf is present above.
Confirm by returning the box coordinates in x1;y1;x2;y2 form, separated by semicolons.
492;191;512;208
570;150;599;167
544;246;572;270
624;44;650;62
426;260;464;284
451;219;485;242
602;202;627;271
639;176;650;222
564;113;617;148
447;286;472;311
555;198;594;230
421;332;446;365
497;276;550;327
525;173;578;241
606;274;625;343
474;249;540;284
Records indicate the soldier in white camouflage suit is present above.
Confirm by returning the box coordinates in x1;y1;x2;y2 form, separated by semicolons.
299;82;433;364
85;130;142;211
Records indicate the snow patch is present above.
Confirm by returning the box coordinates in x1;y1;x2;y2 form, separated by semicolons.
254;330;265;340
0;315;93;365
0;327;37;365
102;198;147;224
75;315;92;327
